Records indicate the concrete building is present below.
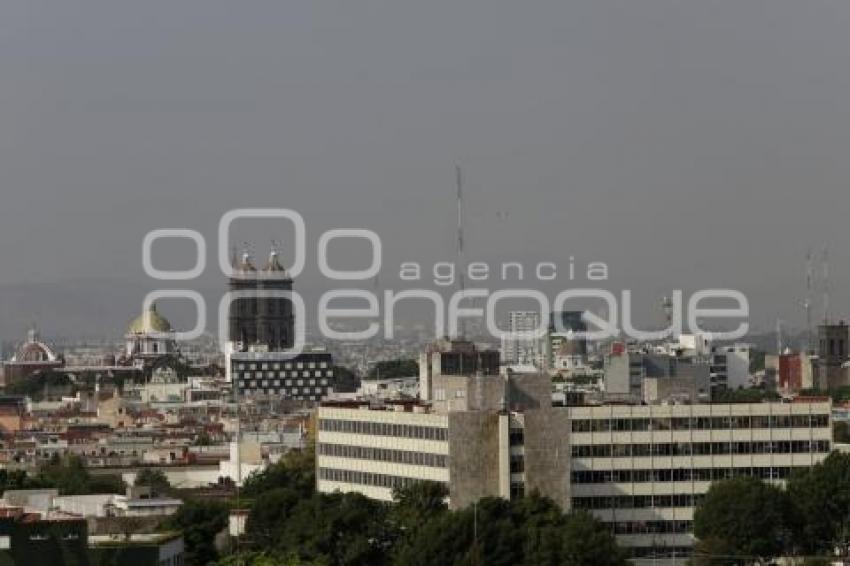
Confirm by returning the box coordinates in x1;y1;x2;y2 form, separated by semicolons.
566;401;830;561
816;321;850;390
53;487;183;519
777;351;816;394
418;338;500;403
501;311;546;371
88;532;185;566
709;343;754;391
227;249;294;353
604;351;710;404
230;349;334;401
317;398;831;563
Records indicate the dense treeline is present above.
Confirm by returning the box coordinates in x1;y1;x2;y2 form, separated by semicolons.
694;451;850;564
0;454;125;495
211;445;627;566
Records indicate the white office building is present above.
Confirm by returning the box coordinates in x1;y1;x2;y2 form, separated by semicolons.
317;392;831;564
501;311;546;370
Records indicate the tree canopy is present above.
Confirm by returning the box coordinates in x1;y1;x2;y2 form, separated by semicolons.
366;359;419;381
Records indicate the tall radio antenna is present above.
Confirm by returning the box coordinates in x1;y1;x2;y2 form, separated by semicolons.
821;248;830;324
456;164;466;339
804;251;814;353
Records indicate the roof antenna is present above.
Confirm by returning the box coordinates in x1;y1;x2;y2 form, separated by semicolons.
456;164;466;339
822;248;830;324
803;250;814;353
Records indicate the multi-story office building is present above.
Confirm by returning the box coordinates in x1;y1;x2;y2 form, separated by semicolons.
231;349;334;401
317;402;451;502
501;311;546;370
566;401;831;561
317;361;832;564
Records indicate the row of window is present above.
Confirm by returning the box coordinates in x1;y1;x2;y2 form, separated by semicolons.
236;361;328;371
318;443;448;468
319;467;447;490
572;494;705;510
611;520;692;535
238;386;326;395
571;414;829;433
238;377;329;387
627;546;692;559
319;419;449;441
240;371;333;379
572;465;800;484
238;389;323;401
571;440;830;458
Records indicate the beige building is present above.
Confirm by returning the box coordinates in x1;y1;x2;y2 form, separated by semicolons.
317;396;832;564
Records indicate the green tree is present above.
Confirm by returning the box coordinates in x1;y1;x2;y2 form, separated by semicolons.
559;510;627;566
0;468;34;491
390;481;449;535
134;468;171;496
244;488;304;549
216;552;318;565
694;476;793;563
712;387;780;404
160;499;230;565
392;495;625;566
788;451;850;553
246;491;392;566
366;359;419;381
242;446;315;498
35;454;124;495
332;366;360;393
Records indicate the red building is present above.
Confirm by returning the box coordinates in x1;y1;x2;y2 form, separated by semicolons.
778;353;803;393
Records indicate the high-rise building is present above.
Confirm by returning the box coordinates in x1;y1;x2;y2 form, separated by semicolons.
548;311;588;371
500;311;545;370
225;247;333;400
816;321;849;389
228;250;294;352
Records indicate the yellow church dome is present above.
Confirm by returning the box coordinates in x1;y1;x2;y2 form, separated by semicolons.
127;303;173;334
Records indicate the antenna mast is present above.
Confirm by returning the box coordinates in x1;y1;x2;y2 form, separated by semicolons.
456;164;466;339
822;248;830;324
804;251;814;353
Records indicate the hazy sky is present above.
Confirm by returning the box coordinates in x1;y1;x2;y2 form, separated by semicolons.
2;0;850;333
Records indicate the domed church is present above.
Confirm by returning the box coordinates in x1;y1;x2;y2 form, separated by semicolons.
124;302;179;371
